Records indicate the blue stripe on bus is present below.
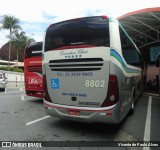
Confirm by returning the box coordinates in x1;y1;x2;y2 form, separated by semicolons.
109;17;118;23
110;49;141;74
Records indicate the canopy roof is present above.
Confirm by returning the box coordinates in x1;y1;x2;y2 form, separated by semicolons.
118;7;160;49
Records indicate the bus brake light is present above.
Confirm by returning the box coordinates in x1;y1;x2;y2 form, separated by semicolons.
102;16;108;19
101;74;119;107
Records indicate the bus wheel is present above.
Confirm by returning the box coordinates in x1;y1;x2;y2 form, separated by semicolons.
129;90;135;115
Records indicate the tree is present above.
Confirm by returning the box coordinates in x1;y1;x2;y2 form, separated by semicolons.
26;34;35;45
0;15;22;70
12;30;35;68
12;30;26;68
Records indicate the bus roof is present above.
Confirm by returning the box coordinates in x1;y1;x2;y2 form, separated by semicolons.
28;42;42;47
47;16;113;29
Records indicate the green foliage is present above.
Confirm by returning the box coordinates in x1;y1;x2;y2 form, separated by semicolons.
12;30;35;53
12;31;27;53
0;15;22;34
0;14;36;70
0;66;8;71
0;66;23;72
11;67;23;72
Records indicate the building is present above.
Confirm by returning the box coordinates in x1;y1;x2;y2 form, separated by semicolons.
118;7;160;82
0;42;24;68
0;42;24;62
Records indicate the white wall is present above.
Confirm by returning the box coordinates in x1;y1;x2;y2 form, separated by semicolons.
0;70;24;82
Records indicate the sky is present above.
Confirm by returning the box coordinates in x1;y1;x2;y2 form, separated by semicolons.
0;0;160;48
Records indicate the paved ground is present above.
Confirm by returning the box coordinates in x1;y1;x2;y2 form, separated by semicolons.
0;82;159;150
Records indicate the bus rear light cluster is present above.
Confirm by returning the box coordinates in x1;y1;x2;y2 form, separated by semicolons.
102;16;108;19
109;95;115;101
101;74;119;107
43;74;52;102
48;24;54;28
106;112;112;116
36;92;42;95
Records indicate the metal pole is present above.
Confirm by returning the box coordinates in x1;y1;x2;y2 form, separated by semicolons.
16;76;17;87
8;38;11;71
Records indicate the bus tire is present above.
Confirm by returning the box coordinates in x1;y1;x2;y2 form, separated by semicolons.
129;90;135;115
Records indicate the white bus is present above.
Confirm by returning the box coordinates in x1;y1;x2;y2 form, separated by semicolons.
42;16;145;123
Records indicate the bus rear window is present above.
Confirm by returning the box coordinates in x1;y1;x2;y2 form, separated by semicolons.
25;43;42;58
45;16;110;51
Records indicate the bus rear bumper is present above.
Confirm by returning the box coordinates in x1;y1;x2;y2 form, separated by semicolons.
44;100;121;124
26;90;43;98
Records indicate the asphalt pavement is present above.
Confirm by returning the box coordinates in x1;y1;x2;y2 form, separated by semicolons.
0;84;159;150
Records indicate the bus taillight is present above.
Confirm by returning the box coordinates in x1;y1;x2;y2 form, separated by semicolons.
43;74;52;102
101;74;119;107
102;16;108;19
48;24;54;28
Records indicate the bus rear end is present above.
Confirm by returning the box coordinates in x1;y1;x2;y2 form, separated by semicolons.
43;16;121;123
24;42;43;98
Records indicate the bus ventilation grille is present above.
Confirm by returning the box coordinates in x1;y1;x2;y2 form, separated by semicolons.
49;58;104;71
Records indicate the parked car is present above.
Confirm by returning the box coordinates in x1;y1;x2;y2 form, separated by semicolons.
0;73;6;91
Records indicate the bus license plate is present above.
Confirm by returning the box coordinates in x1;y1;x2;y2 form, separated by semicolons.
68;109;80;116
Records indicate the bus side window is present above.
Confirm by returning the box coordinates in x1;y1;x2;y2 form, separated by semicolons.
119;26;141;68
